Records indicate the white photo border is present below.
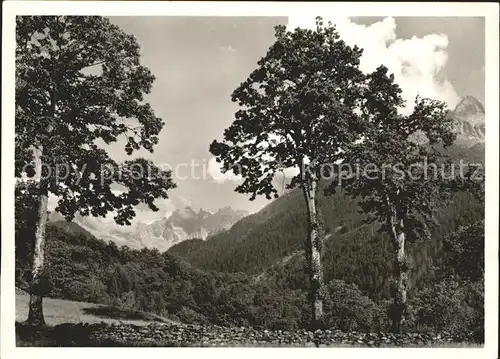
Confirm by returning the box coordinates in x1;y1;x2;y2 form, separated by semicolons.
2;2;498;359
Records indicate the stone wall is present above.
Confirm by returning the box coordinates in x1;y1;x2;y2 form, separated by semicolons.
39;322;474;347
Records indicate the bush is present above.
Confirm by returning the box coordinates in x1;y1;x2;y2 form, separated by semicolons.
408;278;484;342
443;220;484;281
175;306;207;324
322;279;385;332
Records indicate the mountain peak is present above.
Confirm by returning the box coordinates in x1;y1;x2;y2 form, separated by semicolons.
409;95;485;146
450;95;485;145
198;208;211;218
216;206;249;217
173;206;197;219
454;96;485;116
54;204;249;252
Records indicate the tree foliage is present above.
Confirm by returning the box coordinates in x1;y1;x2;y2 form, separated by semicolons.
210;17;366;199
442;220;484;282
331;68;457;240
409;221;485;342
15;16;175;225
209;17;378;326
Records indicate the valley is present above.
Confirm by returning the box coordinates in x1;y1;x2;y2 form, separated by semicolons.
16;96;485;341
12;13;488;350
49;206;248;251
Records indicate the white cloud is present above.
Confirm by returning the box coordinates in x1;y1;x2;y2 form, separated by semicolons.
287;16;460;113
208;156;243;184
208;133;309;185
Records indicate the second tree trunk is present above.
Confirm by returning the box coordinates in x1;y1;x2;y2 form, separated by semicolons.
27;150;49;326
303;177;324;328
389;216;408;334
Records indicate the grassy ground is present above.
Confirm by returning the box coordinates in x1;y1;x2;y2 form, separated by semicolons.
15;293;175;326
14;294;482;348
15;293;180;347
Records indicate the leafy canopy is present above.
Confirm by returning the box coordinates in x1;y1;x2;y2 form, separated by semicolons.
210;18;367;200
16;16;175;225
333;65;459;240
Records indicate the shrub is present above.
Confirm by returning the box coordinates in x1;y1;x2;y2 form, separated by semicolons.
409;278;484;342
176;306;207;324
322;279;385;332
443;220;484;281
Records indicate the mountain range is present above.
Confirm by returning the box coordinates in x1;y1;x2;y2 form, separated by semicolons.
49;206;248;251
165;95;485;295
50;95;484;253
167;128;484;300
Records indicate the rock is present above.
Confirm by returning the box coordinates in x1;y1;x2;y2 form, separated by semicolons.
60;321;470;348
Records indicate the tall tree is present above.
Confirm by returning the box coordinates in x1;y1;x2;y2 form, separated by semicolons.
333;65;467;333
15;16;175;325
210;18;369;327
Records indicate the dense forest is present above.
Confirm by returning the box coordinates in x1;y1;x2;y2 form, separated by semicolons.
169;145;484;298
15;174;484;342
170;186;482;300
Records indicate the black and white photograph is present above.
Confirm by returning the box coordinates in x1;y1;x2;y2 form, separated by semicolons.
1;1;498;356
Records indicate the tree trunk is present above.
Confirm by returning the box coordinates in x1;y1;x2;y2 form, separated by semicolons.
27;148;49;326
388;215;408;334
303;176;324;328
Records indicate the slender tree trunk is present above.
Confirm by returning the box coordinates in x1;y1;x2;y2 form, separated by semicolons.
388;214;408;334
303;176;324;328
27;45;58;326
27;148;49;326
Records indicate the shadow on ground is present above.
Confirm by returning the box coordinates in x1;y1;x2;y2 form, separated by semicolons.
16;322;92;347
15;322;181;347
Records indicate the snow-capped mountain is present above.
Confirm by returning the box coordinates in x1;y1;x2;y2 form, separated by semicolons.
49;205;248;251
451;96;485;144
410;95;485;146
134;206;248;249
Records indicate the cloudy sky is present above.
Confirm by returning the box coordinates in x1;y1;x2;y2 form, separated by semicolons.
101;16;485;220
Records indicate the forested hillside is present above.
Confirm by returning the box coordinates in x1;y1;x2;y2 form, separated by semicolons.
14;221;375;330
15;209;483;342
13;139;484;347
15;141;484;339
168;144;484;301
171;190;481;298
